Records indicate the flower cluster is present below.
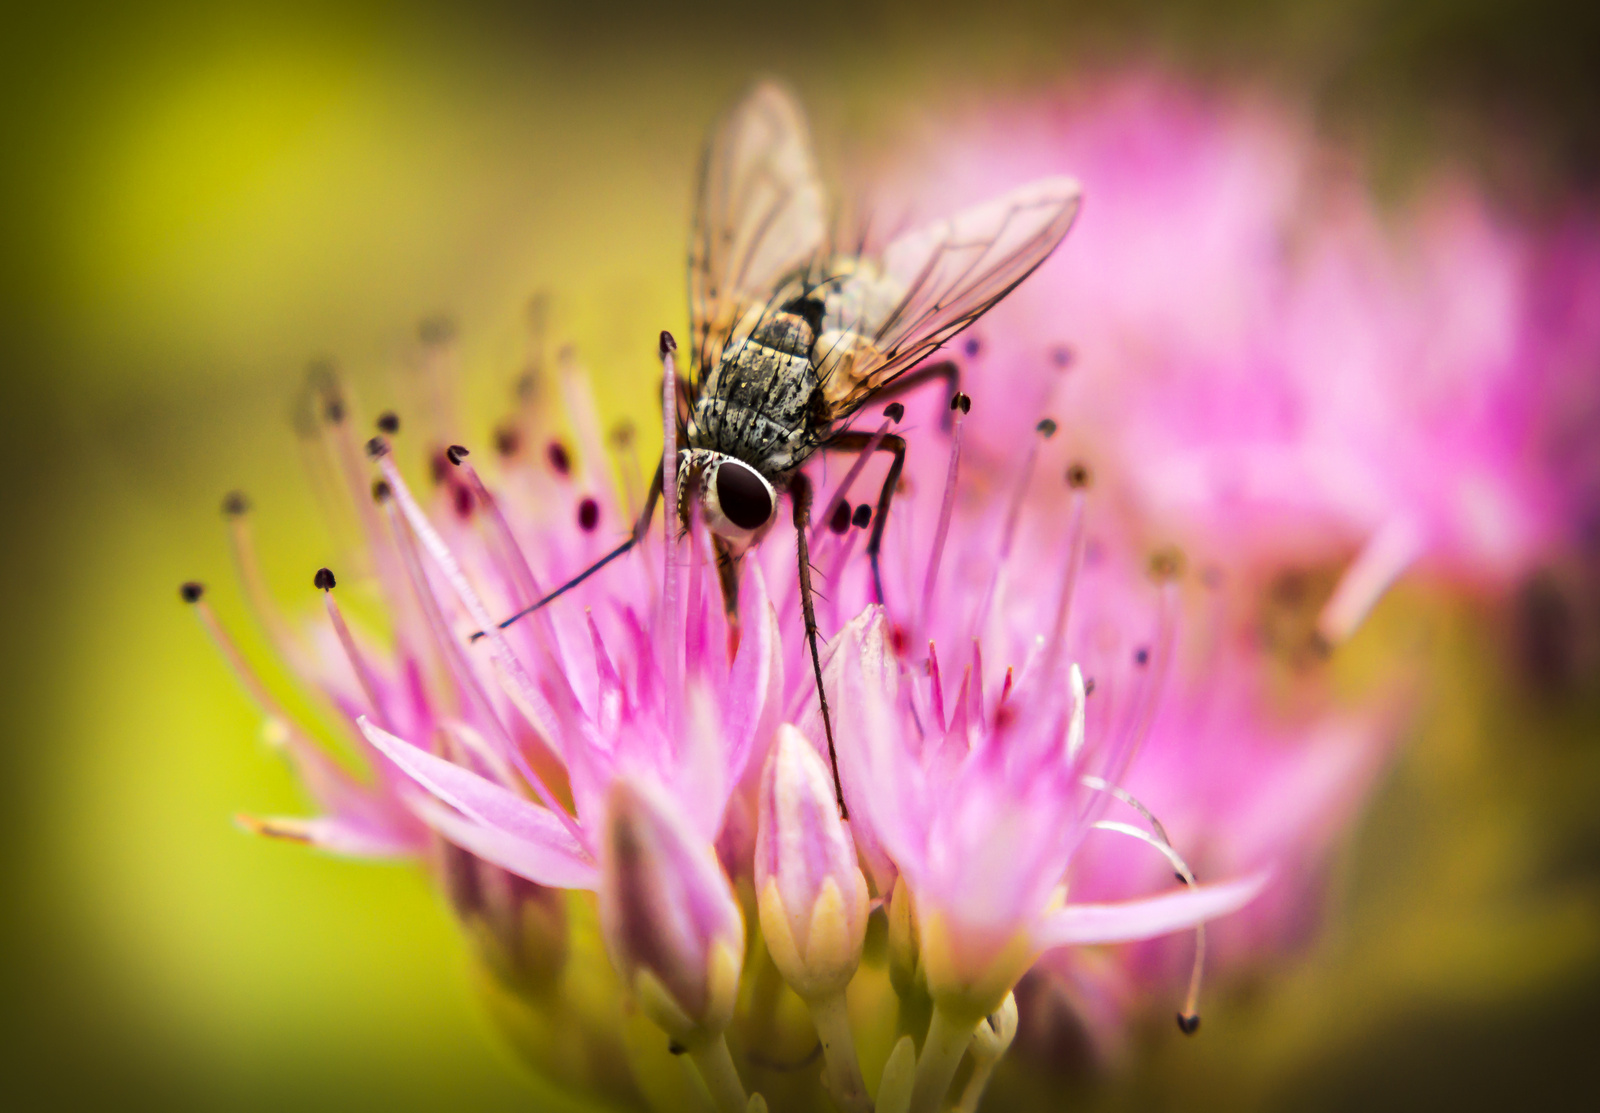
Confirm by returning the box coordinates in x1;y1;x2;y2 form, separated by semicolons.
869;69;1600;1057
185;322;1263;1111
182;68;1600;1113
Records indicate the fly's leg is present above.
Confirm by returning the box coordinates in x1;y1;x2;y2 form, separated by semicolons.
712;534;743;661
473;458;664;639
820;430;907;608
792;472;847;818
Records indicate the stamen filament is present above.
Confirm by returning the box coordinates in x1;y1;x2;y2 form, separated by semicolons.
322;584;394;733
386;501;513;737
1317;513;1424;647
226;504;313;675
918;404;968;632
327;410;395;578
1046;488;1088;662
969;422;1048;633
1090;818;1206;1029
191;598;306;742
189;595;381;822
823;526;862;623
457;460;545;602
454;456;575;695
660;335;683;741
1071;581;1180;859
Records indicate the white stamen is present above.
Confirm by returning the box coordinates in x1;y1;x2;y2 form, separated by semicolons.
1066;663;1087;761
1317;513;1424;647
1090;818;1207;1027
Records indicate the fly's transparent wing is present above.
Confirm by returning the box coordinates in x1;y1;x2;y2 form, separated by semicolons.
826;176;1081;418
688;82;827;392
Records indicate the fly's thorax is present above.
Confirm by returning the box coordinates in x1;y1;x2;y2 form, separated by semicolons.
811;256;905;408
689;308;823;474
815;330;889;409
819;255;906;335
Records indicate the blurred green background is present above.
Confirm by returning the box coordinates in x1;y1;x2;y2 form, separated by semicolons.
3;2;1597;1109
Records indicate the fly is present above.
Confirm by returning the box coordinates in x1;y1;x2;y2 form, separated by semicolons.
480;82;1081;815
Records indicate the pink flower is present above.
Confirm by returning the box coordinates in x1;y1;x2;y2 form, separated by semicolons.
185;341;788;1105
730;381;1271;1110
838;74;1600;1065
885;71;1571;644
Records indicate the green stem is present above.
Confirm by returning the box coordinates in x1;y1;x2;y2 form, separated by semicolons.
809;990;871;1113
908;1006;974;1113
689;1034;749;1113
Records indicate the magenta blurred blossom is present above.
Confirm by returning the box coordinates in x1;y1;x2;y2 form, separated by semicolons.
856;69;1584;1054
885;72;1574;645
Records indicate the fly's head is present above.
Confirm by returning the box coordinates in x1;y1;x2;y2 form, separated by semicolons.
694;451;778;551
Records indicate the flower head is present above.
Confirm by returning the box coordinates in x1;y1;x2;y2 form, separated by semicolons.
186;336;791;1104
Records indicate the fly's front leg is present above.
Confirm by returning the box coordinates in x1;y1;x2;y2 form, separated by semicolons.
712;534;743;662
474;457;665;638
821;429;907;608
791;472;847;818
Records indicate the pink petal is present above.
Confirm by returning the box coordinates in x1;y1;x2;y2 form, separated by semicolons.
236;813;425;859
1035;871;1270;950
357;717;590;857
724;562;782;777
408;796;599;890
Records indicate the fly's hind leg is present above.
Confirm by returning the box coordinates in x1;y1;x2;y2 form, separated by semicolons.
820;430;907;608
870;359;960;430
791;472;847;818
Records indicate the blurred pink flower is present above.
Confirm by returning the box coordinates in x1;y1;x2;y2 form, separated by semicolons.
856;70;1560;1056
885;71;1571;644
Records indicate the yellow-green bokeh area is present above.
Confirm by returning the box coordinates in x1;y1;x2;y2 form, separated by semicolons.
4;1;1598;1110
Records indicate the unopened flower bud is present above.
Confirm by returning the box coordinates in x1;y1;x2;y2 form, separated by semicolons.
437;838;568;998
968;991;1019;1067
887;874;921;997
599;778;745;1045
755;725;871;1001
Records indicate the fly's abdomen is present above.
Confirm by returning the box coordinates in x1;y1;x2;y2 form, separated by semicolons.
690;312;821;472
